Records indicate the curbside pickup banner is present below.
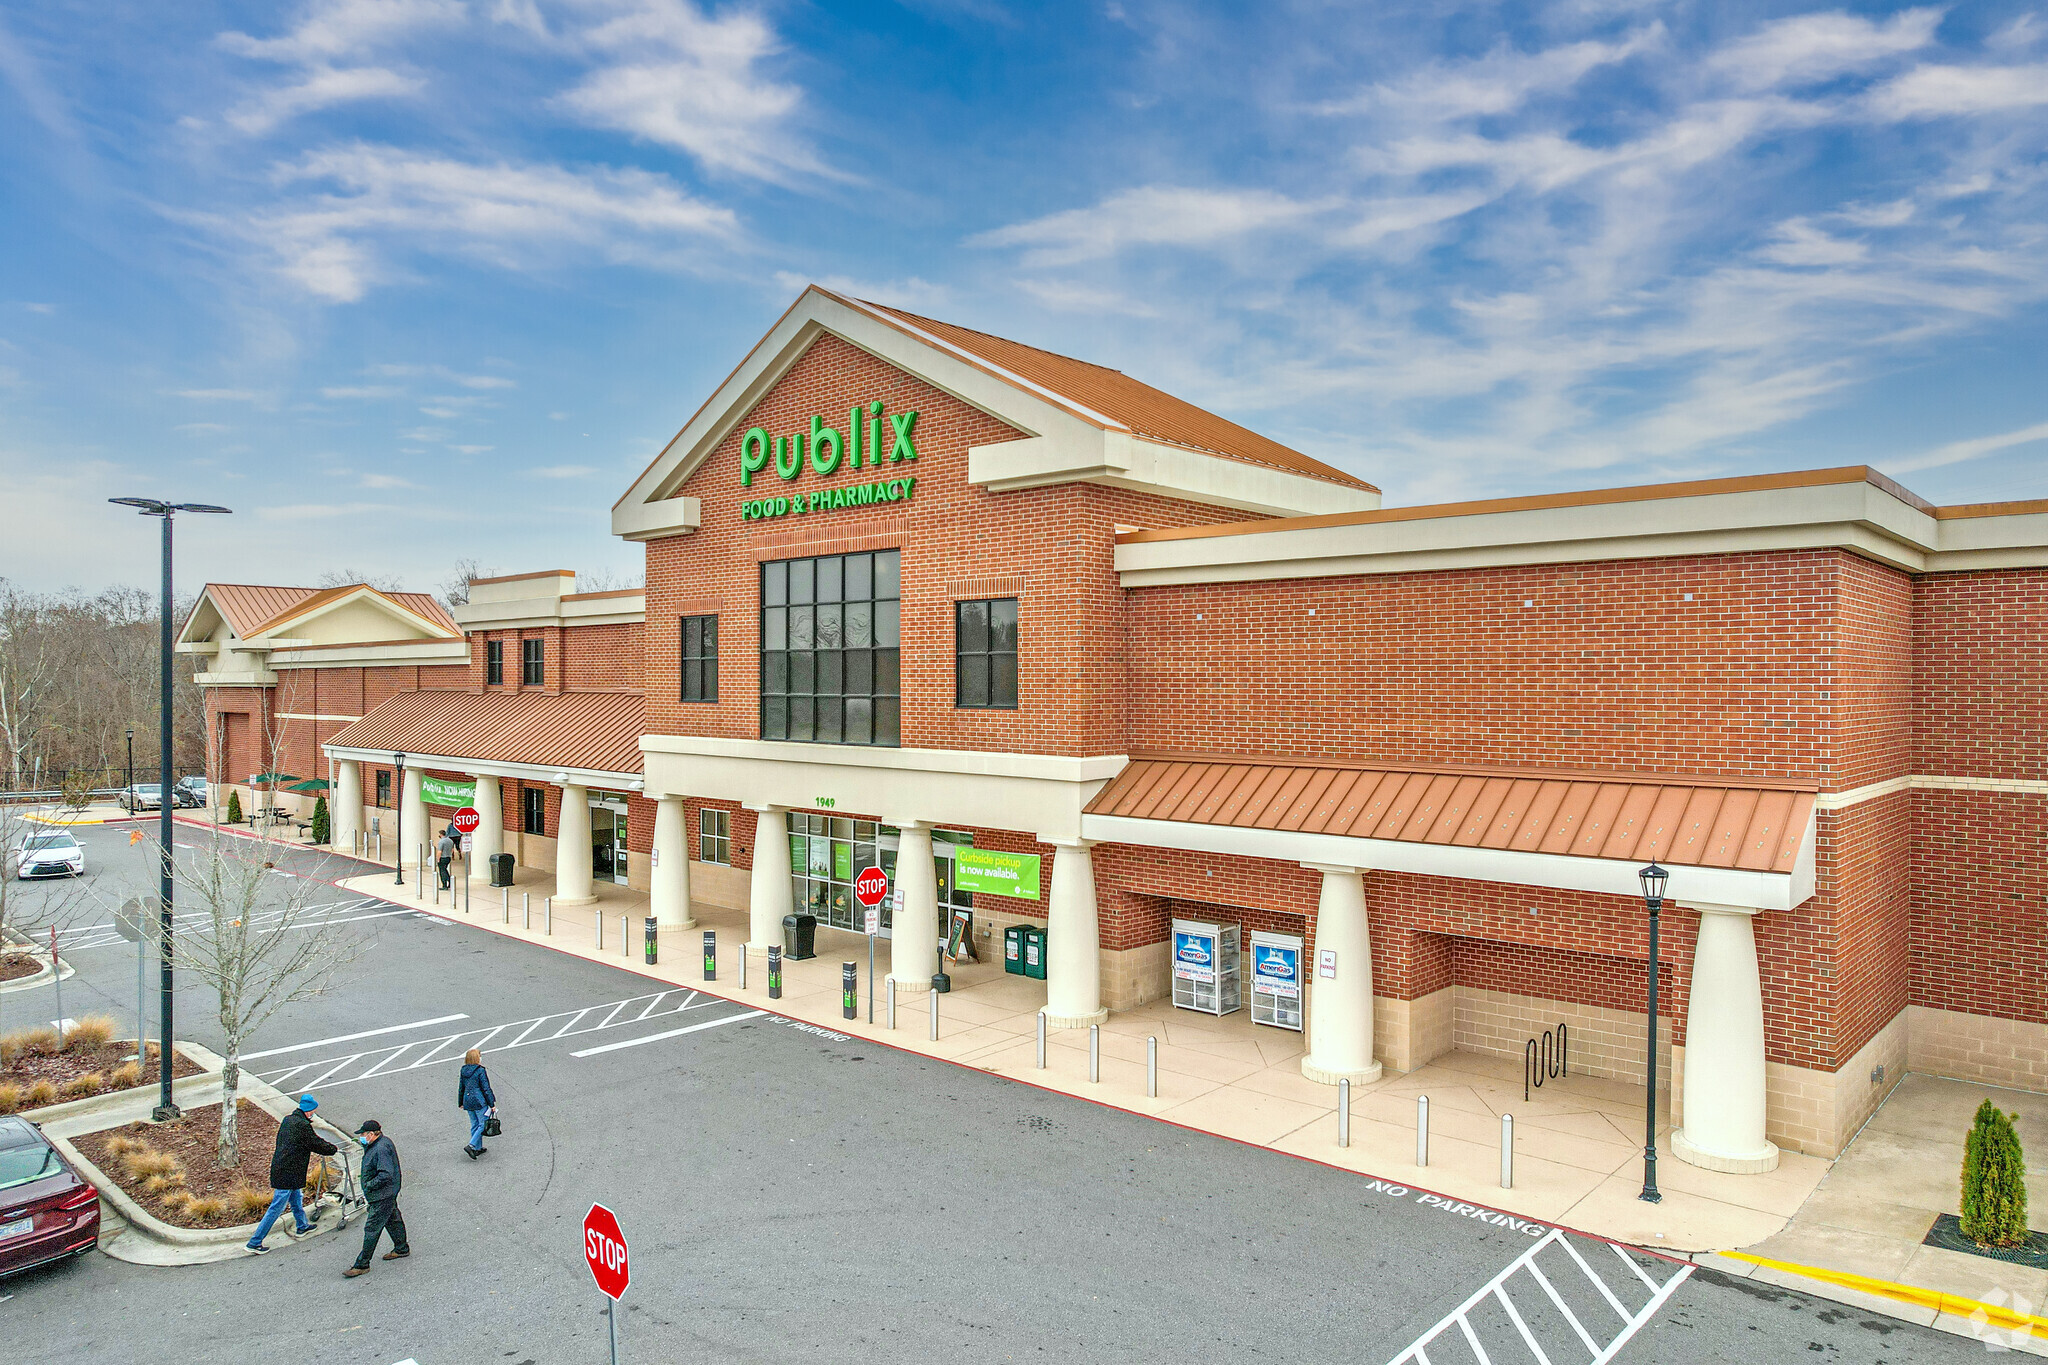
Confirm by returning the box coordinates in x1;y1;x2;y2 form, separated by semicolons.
951;847;1041;900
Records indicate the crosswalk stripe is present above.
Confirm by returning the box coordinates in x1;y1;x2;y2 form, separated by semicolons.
569;1010;765;1057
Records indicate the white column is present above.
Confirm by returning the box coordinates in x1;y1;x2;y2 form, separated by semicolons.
554;782;595;905
1300;864;1382;1085
746;804;791;948
1042;839;1106;1028
1673;903;1780;1174
399;767;427;870
886;819;938;995
471;774;502;867
652;795;693;930
331;760;362;850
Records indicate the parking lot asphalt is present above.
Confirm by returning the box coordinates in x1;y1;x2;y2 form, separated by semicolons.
0;823;1989;1363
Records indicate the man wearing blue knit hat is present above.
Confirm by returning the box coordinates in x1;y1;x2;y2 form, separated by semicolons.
246;1093;337;1254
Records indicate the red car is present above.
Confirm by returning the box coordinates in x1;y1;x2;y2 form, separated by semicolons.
0;1116;100;1277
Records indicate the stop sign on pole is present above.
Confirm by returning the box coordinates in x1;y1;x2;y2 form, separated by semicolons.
451;806;482;836
584;1202;629;1301
854;865;889;909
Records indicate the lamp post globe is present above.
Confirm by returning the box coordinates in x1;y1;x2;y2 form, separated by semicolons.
393;753;407;885
1637;860;1667;1204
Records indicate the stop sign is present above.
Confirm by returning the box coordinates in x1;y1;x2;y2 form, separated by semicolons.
584;1203;629;1301
854;865;889;908
451;806;482;835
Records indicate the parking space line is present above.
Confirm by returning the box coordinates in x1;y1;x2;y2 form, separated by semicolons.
240;1014;471;1061
570;1010;765;1057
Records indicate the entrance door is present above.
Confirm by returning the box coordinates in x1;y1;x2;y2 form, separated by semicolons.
591;801;629;884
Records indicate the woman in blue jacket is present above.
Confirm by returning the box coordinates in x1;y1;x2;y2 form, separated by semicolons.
458;1047;497;1159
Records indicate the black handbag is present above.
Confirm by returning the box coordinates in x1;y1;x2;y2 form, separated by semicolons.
482;1114;502;1138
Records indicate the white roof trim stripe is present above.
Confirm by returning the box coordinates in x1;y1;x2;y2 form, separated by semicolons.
836;294;1130;433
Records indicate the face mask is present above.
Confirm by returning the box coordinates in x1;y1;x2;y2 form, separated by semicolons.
360;1134;374;1146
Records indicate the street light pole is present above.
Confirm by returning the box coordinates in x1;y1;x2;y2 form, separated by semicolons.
125;727;133;807
109;496;230;1121
393;753;407;885
1638;860;1668;1204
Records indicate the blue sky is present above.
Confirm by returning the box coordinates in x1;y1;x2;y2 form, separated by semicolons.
3;0;2046;594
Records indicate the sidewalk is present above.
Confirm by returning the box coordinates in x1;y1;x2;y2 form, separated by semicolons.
313;840;2048;1350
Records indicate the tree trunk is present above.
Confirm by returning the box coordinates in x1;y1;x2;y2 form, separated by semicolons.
217;1056;241;1169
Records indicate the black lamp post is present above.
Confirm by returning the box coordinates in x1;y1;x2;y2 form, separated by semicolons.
392;753;407;885
108;496;231;1121
1637;859;1668;1204
125;727;134;806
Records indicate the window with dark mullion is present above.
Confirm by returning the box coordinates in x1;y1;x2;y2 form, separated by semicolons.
760;549;899;746
485;639;503;685
521;637;544;685
955;598;1017;708
521;786;545;835
680;615;718;702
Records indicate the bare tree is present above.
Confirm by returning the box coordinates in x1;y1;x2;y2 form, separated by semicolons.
573;565;644;593
440;558;497;608
315;569;407;593
162;826;367;1167
0;801;93;1041
0;581;63;791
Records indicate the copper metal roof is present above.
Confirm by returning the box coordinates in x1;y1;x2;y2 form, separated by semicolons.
1085;757;1814;874
847;295;1379;493
195;583;458;638
328;690;646;776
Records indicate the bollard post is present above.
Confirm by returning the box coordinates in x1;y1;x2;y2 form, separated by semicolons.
1147;1036;1158;1098
595;911;603;951
739;945;748;991
1500;1112;1514;1189
620;912;630;958
1338;1078;1351;1148
1088;1024;1100;1082
503;888;509;923
702;930;716;981
1036;1010;1047;1069
544;896;552;936
523;893;531;931
928;987;939;1041
768;945;782;1000
887;977;897;1030
1417;1095;1430;1167
645;917;657;966
841;962;857;1021
416;846;423;900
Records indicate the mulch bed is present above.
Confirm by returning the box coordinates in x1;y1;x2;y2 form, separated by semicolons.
0;953;39;984
73;1100;281;1230
1;1038;200;1092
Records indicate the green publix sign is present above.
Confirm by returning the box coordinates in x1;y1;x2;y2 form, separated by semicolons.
738;399;920;522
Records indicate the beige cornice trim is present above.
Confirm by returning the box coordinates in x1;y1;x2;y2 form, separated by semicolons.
1818;774;2048;810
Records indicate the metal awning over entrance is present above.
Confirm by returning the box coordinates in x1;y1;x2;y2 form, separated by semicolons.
323;689;645;787
1082;754;1818;910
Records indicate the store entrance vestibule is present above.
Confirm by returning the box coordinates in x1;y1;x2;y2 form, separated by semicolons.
591;798;629;885
786;814;972;937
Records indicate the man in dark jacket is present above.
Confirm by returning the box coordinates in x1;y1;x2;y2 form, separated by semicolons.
435;831;456;889
345;1119;411;1276
246;1093;338;1253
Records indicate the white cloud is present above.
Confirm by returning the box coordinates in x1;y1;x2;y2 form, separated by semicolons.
1885;420;2048;475
172;388;261;401
453;373;515;389
775;271;951;313
216;0;464;132
1706;8;1941;91
175;422;230;434
321;384;403;398
451;444;495;454
258;501;401;520
361;471;419;488
1758;219;1868;267
243;142;740;301
1014;279;1159;317
1867;63;2048;118
971;186;1334;267
419;405;462;418
1332;28;1662;120
555;0;833;184
526;463;597;478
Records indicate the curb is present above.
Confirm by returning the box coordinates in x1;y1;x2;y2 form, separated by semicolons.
0;937;75;996
1718;1249;2048;1341
18;1040;218;1124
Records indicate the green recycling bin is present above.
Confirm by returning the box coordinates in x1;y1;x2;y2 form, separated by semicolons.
1022;925;1046;980
1004;924;1026;976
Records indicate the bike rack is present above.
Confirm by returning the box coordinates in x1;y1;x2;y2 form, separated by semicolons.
1524;1021;1568;1101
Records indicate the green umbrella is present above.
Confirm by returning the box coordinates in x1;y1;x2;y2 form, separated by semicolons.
249;771;298;785
284;778;330;793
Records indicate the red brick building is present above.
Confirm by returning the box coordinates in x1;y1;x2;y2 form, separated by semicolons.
187;286;2047;1170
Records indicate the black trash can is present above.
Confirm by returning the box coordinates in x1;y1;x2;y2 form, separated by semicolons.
782;913;818;960
488;852;515;888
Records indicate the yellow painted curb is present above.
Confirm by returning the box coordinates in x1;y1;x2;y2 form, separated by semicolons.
1720;1249;2048;1339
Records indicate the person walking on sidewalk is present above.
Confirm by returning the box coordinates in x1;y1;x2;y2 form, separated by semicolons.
458;1047;497;1159
246;1093;337;1254
435;830;456;889
345;1119;410;1277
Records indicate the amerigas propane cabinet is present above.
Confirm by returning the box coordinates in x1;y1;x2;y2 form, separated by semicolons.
1171;918;1241;1016
1248;931;1303;1031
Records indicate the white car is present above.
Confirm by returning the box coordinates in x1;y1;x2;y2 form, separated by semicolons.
10;832;85;880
